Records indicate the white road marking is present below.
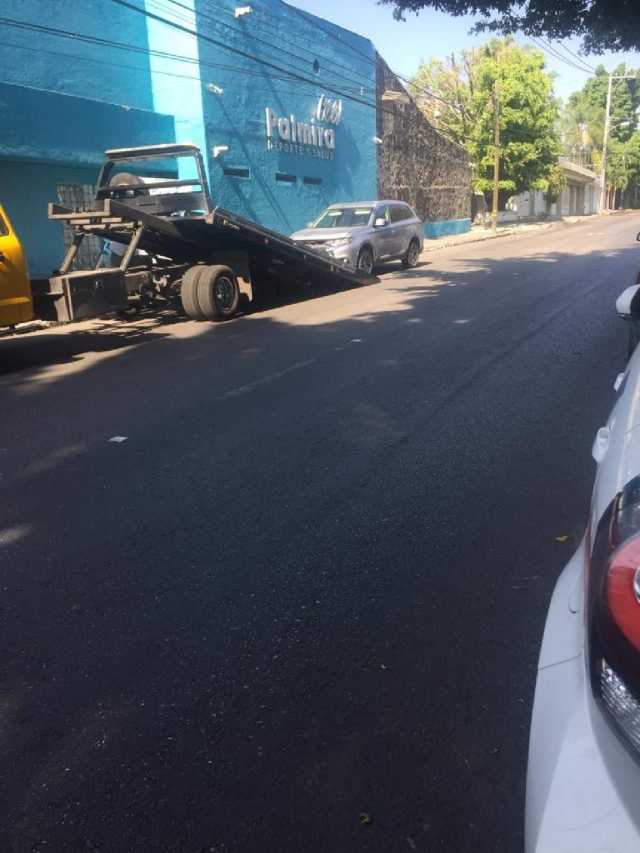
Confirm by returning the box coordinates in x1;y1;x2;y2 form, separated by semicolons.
109;436;129;443
220;359;317;400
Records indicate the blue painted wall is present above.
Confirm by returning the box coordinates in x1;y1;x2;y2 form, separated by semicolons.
0;76;174;276
0;0;154;110
423;219;472;239
0;160;101;278
145;0;207;173
0;82;175;168
0;0;176;276
193;0;378;234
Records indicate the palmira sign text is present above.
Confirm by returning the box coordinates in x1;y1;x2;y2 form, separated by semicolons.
265;96;342;160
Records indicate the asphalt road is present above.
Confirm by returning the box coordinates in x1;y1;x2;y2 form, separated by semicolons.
1;214;639;853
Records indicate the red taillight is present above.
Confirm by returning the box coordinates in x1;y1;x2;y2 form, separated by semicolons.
590;485;640;756
605;537;640;650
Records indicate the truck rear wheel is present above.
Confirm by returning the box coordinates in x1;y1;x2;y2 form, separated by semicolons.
197;265;240;321
181;265;206;320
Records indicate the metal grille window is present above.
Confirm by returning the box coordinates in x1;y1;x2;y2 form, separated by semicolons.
57;183;105;270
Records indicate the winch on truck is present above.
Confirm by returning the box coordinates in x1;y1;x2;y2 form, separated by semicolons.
0;142;377;331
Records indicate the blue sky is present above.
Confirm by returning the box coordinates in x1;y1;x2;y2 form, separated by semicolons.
289;0;639;103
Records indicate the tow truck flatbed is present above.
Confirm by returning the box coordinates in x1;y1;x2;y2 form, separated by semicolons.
39;143;377;323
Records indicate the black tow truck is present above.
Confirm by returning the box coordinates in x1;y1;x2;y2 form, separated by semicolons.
32;143;376;324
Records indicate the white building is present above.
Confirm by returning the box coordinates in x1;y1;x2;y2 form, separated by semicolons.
503;159;599;221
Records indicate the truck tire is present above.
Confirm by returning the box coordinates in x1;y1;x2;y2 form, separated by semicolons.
181;265;206;320
197;265;240;321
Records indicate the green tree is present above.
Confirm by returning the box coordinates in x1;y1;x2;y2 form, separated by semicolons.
411;39;562;204
541;163;567;209
563;65;640;205
380;0;640;54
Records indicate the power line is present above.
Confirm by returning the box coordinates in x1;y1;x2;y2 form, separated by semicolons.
0;10;551;153
0;38;375;110
200;0;376;83
528;35;593;75
150;0;375;92
283;2;378;68
159;0;498;143
133;0;558;149
108;0;381;107
0;15;366;95
553;40;597;73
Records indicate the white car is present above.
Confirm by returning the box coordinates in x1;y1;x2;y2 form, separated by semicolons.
526;284;640;852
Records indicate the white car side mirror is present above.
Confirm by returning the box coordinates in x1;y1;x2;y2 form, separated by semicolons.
617;285;640;319
374;218;387;227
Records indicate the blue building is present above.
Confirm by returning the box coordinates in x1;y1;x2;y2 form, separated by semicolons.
0;0;471;277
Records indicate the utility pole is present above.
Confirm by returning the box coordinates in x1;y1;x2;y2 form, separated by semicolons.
599;72;634;215
599;74;614;216
491;75;500;235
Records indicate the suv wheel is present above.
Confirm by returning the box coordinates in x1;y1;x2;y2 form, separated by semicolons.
401;239;421;270
356;246;374;275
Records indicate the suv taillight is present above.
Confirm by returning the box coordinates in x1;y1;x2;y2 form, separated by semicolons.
590;477;640;755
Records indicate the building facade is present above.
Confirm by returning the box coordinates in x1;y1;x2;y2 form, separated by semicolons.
505;160;599;221
0;0;472;277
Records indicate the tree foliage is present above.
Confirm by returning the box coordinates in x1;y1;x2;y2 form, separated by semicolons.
410;39;562;201
563;65;640;207
380;0;640;54
565;64;639;152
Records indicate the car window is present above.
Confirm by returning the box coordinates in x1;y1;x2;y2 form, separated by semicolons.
375;205;391;224
390;205;409;223
0;213;9;238
313;207;373;228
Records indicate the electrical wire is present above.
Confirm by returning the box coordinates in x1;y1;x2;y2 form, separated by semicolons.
0;16;360;93
552;39;597;73
280;1;379;68
194;0;377;84
528;35;593;75
136;2;582;149
148;1;565;148
0;38;375;112
0;10;554;151
107;0;383;107
149;0;375;92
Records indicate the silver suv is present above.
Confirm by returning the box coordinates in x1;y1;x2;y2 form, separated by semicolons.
290;201;424;273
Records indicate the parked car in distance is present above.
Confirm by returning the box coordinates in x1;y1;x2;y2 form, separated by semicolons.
290;200;423;274
525;285;640;852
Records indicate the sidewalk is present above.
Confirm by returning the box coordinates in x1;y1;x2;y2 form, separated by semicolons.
419;215;596;256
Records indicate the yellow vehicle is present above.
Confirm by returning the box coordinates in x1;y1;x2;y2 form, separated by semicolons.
0;203;34;327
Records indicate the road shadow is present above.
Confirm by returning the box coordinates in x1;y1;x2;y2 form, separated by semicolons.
0;271;386;377
0;320;173;377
